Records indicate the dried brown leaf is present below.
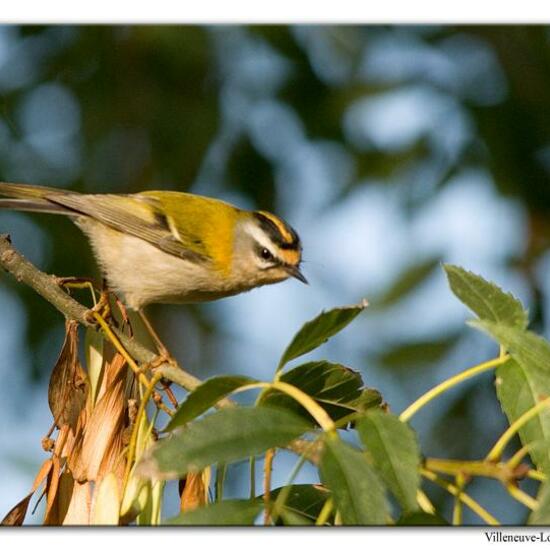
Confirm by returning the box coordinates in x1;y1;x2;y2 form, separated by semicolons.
44;471;74;526
180;470;210;513
69;353;128;482
48;320;88;430
1;493;33;525
61;477;92;526
1;459;53;525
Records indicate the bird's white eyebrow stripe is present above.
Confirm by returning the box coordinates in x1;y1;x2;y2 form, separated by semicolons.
243;222;278;256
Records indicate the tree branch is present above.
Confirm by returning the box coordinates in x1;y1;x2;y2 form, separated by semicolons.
0;233;318;461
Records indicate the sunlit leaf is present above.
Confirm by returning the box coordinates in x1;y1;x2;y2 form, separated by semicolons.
278;301;368;372
166;375;258;431
91;473;120;526
444;264;528;329
319;437;388;525
473;320;550;473
529;482;550;525
165;499;262;526
357;411;420;513
138;407;312;479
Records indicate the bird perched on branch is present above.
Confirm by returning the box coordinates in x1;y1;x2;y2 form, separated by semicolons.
0;182;306;311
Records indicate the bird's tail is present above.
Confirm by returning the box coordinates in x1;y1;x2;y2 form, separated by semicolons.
0;181;76;215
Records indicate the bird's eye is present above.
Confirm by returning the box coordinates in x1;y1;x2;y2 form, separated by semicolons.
260;248;273;261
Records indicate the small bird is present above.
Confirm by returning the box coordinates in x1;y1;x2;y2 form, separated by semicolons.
0;182;307;310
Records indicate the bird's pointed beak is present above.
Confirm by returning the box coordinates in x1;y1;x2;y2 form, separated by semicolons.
286;265;308;284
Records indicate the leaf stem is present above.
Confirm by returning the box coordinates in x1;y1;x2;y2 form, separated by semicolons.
486;396;550;462
452;473;465;526
506;484;537;510
123;372;163;494
315;497;334;526
263;449;275;525
416;490;435;515
421;469;499;525
399;355;509;422
270;381;336;432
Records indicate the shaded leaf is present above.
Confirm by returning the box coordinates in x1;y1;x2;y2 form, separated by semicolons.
166;375;258;431
529;482;550;525
397;511;448;525
165;499;262;526
444;264;528;329
319;437;388;525
358;411;421;513
375;332;461;369
269;484;331;525
138;407;312;479
278;301;368;371
262;361;381;425
373;256;441;309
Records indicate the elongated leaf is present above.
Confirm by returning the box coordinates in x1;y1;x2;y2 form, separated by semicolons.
165;499;262;525
91;473;120;526
85;326;104;405
376;332;461;369
138;406;312;479
357;411;420;513
473;320;550;473
261;361;381;425
319;437;388;525
269;484;330;525
373;256;441;309
397;511;448;525
165;375;258;431
1;493;33;526
278;301;368;371
444;264;528;329
529;482;550;525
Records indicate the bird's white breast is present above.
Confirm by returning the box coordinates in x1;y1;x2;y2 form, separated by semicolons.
75;218;234;310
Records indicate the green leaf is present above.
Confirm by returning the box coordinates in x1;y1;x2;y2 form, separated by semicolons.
165;499;262;526
397;511;448;525
319;437;388;525
529;482;550;525
165;375;258;431
269;484;331;525
473;320;550;473
278;301;368;372
495;358;550;474
261;361;381;425
373;256;441;309
444;264;528;329
357;411;421;513
137;406;312;479
375;332;461;369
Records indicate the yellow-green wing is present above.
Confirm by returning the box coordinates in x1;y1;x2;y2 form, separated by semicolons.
46;192;211;263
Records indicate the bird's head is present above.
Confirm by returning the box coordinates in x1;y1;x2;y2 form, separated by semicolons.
231;209;307;290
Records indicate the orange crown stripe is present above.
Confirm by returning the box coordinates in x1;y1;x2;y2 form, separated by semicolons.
257;211;294;243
